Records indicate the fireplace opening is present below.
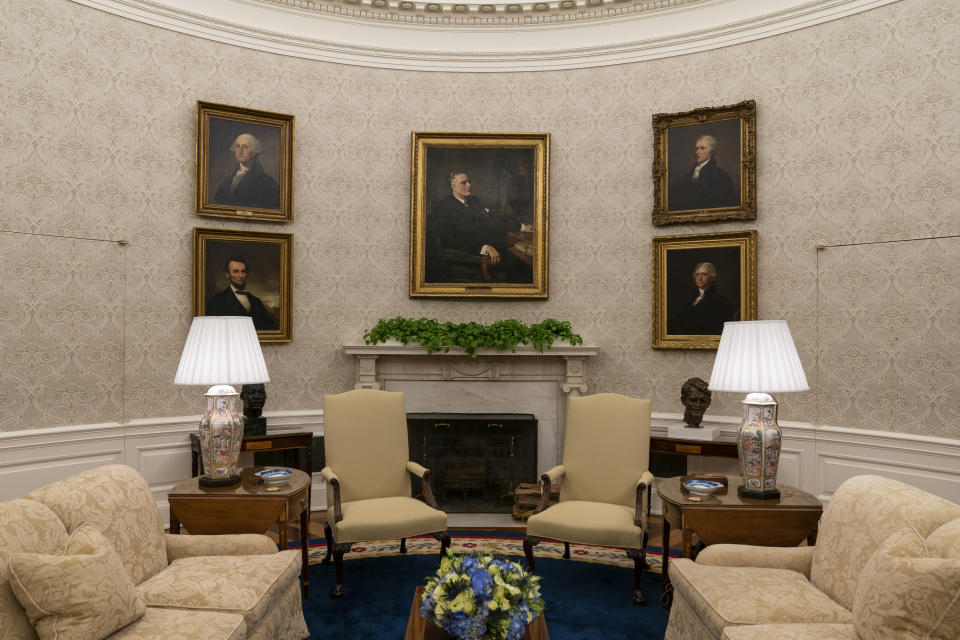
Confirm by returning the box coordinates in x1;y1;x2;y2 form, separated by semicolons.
407;413;537;513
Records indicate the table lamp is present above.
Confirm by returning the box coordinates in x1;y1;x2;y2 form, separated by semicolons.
708;320;808;499
175;316;270;486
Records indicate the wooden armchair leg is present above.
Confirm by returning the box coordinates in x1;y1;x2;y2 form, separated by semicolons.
400;537;407;554
523;536;541;572
563;541;570;559
627;546;647;606
432;531;451;565
322;524;333;564
331;542;351;598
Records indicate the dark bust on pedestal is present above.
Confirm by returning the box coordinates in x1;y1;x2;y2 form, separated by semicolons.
681;377;712;428
240;384;267;437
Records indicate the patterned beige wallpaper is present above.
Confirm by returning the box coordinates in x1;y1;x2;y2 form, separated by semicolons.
1;0;957;437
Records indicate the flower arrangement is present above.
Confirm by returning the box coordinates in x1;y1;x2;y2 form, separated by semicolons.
420;551;545;640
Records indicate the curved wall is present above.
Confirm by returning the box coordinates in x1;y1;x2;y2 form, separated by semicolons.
1;0;958;438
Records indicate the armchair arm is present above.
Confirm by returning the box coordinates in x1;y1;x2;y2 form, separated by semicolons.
407;460;441;510
634;470;655;529
534;465;565;514
320;466;343;523
696;544;815;578
164;533;278;562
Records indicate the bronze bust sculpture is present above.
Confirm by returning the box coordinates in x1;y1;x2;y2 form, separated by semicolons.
680;377;712;428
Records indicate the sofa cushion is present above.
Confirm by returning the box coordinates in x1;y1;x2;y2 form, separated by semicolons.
0;498;70;640
25;465;169;586
927;518;960;559
109;607;247;640
526;500;646;548
721;623;859;640
810;475;960;611
853;526;960;640
8;524;146;640
136;549;301;630
669;558;852;638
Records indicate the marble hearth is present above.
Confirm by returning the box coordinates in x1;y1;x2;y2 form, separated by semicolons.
343;344;600;474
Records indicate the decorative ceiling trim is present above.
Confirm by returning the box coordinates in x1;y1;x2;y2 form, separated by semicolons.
70;0;900;72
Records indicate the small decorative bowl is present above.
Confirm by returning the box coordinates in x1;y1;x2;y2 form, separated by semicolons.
682;479;724;496
255;468;293;486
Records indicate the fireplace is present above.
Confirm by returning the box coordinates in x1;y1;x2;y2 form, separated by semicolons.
408;413;537;513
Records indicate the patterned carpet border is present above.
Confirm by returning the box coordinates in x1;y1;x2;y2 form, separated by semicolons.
305;532;667;574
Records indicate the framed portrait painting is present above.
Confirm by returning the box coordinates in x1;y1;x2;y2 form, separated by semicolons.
196;101;294;223
652;100;756;226
652;230;757;349
193;227;293;343
409;131;549;299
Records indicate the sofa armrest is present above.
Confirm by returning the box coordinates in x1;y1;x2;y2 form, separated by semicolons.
696;544;815;578
164;533;277;562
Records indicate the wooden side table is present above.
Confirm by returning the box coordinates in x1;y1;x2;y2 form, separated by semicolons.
656;475;822;610
168;467;312;598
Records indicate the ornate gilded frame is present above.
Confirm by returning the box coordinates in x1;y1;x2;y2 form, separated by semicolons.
196;101;294;223
193;227;293;343
652;230;757;349
410;132;549;299
652;100;756;226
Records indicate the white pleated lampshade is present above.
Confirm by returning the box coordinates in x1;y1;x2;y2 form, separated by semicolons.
708;320;809;393
174;316;270;386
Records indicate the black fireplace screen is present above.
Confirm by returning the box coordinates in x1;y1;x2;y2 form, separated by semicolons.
407;413;538;513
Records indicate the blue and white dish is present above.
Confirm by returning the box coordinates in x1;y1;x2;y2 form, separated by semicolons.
255;468;293;486
682;479;724;496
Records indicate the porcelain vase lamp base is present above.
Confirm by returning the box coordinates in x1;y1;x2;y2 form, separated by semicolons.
736;392;782;500
198;384;244;487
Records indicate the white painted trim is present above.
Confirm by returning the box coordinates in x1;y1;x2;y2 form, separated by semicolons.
0;410;327;526
68;0;901;71
4;410;958;521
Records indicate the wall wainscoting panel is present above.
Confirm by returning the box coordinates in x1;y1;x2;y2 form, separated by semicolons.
2;412;959;519
813;425;960;503
0;411;327;528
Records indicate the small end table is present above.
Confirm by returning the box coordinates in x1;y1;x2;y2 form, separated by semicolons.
657;475;822;610
168;467;311;598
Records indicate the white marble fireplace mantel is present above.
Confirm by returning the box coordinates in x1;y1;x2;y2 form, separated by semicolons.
342;343;600;472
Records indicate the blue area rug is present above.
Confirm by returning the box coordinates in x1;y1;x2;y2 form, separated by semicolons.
301;537;669;639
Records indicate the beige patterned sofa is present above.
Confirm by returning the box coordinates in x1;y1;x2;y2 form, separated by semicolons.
1;464;309;640
665;475;960;640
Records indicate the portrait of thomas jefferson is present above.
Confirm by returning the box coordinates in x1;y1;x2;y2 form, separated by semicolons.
665;247;741;336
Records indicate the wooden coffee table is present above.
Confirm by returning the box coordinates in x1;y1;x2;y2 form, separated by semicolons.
404;586;549;639
168;467;311;597
657;475;822;610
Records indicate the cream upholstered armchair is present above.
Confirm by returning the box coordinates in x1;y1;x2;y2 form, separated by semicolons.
665;475;960;640
320;389;450;597
524;393;654;605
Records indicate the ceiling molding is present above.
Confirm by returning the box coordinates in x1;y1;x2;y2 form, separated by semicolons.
71;0;900;72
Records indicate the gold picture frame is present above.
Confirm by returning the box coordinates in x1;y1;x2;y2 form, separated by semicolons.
193;227;293;343
652;100;756;226
652;230;757;349
410;131;549;299
196;101;294;223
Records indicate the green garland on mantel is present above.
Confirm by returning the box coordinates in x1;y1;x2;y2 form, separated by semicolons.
363;317;583;357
